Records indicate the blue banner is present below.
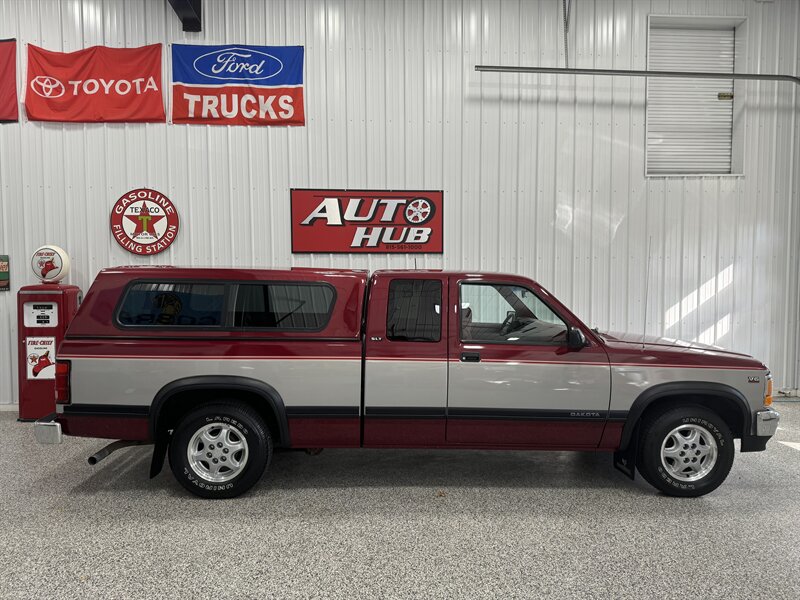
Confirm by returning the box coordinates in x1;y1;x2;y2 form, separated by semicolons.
171;44;305;126
172;44;304;87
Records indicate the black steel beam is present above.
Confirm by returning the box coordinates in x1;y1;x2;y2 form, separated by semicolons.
475;65;800;86
167;0;202;33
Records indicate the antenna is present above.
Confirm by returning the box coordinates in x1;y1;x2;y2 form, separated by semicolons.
643;236;653;349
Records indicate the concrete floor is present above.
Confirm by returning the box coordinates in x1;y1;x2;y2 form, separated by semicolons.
1;404;799;599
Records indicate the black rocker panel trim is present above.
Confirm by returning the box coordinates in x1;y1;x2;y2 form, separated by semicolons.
365;407;445;419
362;407;629;421
286;406;360;418
62;404;150;418
448;408;613;422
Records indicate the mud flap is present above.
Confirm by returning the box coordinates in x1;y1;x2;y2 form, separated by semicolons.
613;423;639;480
149;430;171;478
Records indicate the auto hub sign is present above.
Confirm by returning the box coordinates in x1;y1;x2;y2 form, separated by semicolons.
291;190;443;254
25;44;165;122
171;44;305;126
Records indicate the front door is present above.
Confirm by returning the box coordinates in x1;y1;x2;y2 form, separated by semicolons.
363;273;448;446
446;277;611;448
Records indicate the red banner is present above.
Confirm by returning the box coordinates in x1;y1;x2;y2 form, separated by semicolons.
291;190;444;254
0;39;17;122
25;44;165;122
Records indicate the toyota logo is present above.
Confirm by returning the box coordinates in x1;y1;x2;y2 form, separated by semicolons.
30;76;65;98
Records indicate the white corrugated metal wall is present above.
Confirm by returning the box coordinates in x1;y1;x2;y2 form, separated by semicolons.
0;0;798;406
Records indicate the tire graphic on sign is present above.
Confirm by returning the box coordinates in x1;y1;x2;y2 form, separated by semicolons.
403;198;435;225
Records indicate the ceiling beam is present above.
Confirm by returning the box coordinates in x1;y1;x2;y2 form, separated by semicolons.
167;0;202;33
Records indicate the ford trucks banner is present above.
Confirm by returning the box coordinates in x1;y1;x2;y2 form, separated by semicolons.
0;39;17;122
291;190;443;254
171;44;305;126
25;44;165;122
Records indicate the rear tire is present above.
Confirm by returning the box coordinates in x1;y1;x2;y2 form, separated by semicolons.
168;401;271;499
637;405;734;498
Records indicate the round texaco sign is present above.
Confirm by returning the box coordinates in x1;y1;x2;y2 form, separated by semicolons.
110;188;180;255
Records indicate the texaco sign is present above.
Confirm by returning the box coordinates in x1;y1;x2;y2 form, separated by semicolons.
111;188;179;255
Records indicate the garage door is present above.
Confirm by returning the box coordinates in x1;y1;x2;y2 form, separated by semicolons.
647;27;735;175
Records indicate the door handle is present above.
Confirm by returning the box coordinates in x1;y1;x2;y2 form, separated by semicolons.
461;352;481;363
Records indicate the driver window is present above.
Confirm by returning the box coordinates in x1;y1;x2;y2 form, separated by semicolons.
460;283;568;344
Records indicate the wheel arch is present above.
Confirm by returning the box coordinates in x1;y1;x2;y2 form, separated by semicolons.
619;381;752;451
148;375;290;478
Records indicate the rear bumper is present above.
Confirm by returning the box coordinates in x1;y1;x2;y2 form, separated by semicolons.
740;408;780;452
33;413;62;445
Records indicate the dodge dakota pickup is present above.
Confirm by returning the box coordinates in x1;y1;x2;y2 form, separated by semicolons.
34;267;780;499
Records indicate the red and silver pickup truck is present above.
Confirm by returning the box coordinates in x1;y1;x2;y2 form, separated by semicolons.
34;267;780;499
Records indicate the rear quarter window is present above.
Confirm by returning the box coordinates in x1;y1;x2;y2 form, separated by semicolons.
233;283;335;330
117;282;226;327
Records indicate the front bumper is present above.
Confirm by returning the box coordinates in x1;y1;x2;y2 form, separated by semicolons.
33;412;62;445
755;408;780;437
740;408;780;452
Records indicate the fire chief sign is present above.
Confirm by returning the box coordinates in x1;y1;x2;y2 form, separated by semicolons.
171;44;304;126
291;190;443;254
25;44;165;122
111;189;179;255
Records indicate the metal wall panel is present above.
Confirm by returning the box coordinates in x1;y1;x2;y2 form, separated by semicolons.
0;0;798;406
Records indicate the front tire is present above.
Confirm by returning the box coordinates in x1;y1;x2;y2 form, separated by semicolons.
637;405;734;497
168;402;271;499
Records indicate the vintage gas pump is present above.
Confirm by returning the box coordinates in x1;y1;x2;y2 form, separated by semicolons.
17;245;82;421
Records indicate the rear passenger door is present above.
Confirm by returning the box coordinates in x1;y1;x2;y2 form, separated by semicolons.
363;273;448;446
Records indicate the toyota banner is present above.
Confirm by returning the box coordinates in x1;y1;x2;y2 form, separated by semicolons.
25;44;165;122
171;44;305;126
291;190;444;254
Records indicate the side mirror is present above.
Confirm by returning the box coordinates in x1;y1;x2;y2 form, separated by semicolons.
567;327;588;350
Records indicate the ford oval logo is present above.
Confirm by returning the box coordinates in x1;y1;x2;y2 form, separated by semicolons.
192;47;284;81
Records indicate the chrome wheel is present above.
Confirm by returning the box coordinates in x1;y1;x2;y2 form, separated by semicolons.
187;423;249;483
660;424;718;482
